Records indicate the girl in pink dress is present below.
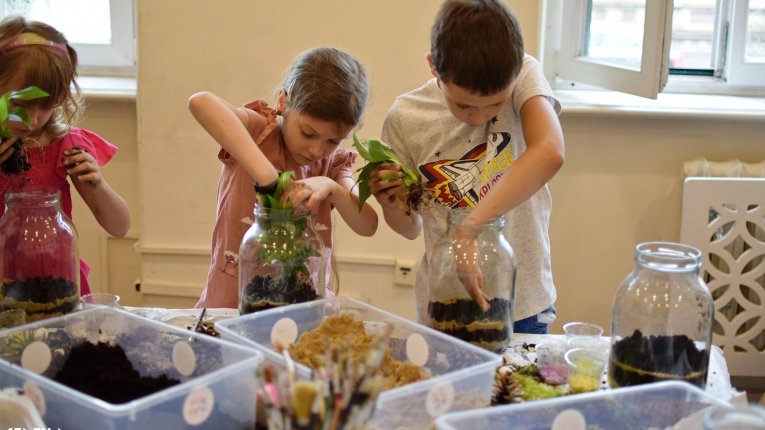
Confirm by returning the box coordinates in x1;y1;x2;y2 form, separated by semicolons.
0;16;131;295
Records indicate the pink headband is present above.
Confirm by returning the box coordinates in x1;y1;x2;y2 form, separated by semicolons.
1;32;68;56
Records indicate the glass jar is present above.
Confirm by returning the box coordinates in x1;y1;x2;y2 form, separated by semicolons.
0;187;79;322
608;242;713;389
427;209;516;351
238;204;326;314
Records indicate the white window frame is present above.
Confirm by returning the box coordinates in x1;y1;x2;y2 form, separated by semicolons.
543;0;765;99
0;0;135;74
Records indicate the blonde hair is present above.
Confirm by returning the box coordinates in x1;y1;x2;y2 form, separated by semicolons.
0;15;83;138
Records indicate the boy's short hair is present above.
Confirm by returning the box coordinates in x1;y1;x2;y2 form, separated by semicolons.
430;0;524;95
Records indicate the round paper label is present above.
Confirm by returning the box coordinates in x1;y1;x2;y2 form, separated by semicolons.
172;341;197;377
23;380;46;416
271;318;298;348
551;409;586;430
425;381;454;417
183;385;215;425
21;341;51;374
405;333;429;367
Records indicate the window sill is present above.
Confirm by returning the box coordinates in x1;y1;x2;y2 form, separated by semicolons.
78;76;136;102
555;89;765;122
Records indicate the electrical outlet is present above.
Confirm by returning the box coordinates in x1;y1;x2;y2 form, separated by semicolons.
393;259;417;287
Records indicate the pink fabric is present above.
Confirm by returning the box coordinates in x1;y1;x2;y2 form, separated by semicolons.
0;128;118;295
197;99;357;308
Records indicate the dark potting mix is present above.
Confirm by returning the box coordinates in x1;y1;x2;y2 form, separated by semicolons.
427;297;511;350
239;274;317;313
1;276;78;321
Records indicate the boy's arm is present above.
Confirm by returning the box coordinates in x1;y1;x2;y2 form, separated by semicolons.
370;165;422;240
464;95;564;226
187;91;279;187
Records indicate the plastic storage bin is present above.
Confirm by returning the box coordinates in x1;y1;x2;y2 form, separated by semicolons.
0;307;262;429
435;380;728;430
216;296;502;430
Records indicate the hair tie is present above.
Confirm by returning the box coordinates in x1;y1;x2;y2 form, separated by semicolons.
1;32;68;56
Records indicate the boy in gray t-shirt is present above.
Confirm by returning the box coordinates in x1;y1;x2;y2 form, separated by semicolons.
370;0;565;334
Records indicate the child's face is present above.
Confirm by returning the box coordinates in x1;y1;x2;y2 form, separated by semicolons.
280;110;353;165
0;74;56;139
438;80;512;127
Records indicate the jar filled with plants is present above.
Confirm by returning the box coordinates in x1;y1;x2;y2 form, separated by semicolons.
238;172;326;314
609;242;714;389
427;208;516;351
0;187;79;321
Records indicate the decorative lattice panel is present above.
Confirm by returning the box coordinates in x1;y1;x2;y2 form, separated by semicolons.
680;177;765;377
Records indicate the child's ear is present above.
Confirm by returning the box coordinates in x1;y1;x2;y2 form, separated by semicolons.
277;89;287;113
426;54;438;78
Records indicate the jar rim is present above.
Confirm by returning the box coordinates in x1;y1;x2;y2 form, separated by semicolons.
5;186;62;206
446;207;505;228
635;242;701;271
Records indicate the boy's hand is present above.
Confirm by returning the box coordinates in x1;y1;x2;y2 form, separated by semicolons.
453;228;491;312
369;162;406;209
62;147;101;186
282;176;338;214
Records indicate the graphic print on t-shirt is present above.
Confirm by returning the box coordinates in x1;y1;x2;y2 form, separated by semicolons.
419;132;514;208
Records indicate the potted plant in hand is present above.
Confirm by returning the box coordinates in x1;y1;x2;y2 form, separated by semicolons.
0;86;49;174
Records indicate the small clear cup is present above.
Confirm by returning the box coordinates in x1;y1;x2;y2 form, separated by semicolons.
0;308;26;328
565;347;606;393
563;321;604;350
535;339;569;385
703;404;765;430
80;292;121;309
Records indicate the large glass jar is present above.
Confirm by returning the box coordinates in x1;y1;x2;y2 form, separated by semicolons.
609;242;714;389
427;209;516;351
0;187;79;322
238;204;326;314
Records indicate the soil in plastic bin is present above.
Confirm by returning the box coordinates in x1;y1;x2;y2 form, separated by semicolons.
609;329;709;388
53;341;181;404
1;276;78;321
239;274;317;314
427;297;511;349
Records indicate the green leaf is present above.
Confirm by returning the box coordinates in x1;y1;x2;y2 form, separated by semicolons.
8;108;31;128
10;86;49;101
0;86;49;141
352;134;372;160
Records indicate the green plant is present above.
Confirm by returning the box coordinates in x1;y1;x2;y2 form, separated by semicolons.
352;134;431;214
0;86;49;174
255;171;320;279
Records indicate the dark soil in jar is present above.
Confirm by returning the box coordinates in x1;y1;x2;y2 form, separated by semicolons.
53;341;181;404
609;329;709;388
0;138;31;175
427;297;511;349
1;276;78;321
239;274;317;314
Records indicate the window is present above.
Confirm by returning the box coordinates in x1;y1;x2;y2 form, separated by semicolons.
0;0;135;73
543;0;765;99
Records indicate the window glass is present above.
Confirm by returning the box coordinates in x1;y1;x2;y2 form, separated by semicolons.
2;0;112;45
747;0;765;62
670;0;717;70
586;0;645;70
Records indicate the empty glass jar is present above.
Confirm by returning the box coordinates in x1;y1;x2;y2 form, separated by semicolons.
609;242;714;389
0;187;79;321
427;209;516;351
238;204;326;314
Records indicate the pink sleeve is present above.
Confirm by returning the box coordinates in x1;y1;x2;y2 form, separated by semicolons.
55;128;118;178
328;148;358;181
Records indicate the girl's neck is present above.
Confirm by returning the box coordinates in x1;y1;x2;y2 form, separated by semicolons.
21;128;55;149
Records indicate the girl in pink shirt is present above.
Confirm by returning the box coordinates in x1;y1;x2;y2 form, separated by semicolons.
0;17;131;296
189;47;377;309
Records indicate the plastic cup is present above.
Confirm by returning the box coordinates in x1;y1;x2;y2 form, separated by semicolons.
80;292;121;309
565;347;606;393
0;308;26;328
703;404;765;430
535;339;569;385
563;321;604;350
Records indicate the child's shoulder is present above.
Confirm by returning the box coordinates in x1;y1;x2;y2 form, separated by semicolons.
58;128;118;166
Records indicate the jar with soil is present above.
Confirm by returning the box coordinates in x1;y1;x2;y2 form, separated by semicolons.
238;204;326;314
427;209;516;351
608;242;714;389
0;187;79;322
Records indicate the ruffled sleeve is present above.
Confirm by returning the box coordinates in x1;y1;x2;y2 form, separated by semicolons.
54;128;118;178
327;148;358;181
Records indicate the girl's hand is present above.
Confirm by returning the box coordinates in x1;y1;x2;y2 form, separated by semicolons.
62;147;101;186
369;162;406;209
453;227;491;312
282;176;339;214
0;138;16;165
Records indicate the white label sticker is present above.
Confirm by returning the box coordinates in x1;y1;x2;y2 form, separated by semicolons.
271;318;298;348
21;341;51;374
426;382;454;417
405;333;429;367
172;341;197;377
183;385;215;425
551;409;586;430
23;380;46;416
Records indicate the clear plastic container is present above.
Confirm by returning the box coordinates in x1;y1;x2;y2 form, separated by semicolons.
216;296;502;430
609;242;714;389
427;209;516;351
238;204;326;314
0;187;79;322
435;380;728;430
0;307;262;429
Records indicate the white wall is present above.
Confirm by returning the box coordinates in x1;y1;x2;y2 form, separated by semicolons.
73;1;765;332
